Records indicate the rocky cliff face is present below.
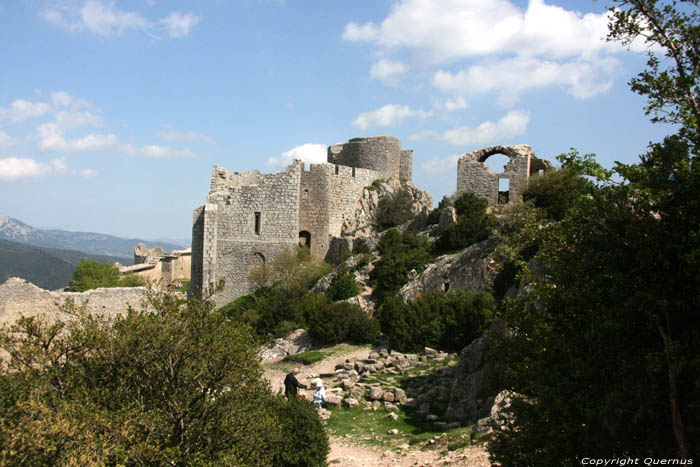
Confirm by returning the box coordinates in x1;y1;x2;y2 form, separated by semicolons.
397;237;500;302
341;179;433;238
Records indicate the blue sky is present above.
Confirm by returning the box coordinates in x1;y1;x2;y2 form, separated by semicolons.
0;0;677;242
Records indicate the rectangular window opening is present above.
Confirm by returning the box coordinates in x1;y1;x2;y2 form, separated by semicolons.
254;212;261;235
335;165;339;175
352;167;356;178
498;178;510;204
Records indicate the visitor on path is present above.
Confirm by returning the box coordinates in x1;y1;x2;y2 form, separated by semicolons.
284;367;307;399
312;380;326;408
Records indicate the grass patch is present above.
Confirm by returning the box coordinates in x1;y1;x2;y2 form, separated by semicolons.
174;281;190;292
325;406;446;449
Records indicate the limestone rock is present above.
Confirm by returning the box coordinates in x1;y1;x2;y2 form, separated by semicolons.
256;329;312;361
398;237;500;302
438;206;457;232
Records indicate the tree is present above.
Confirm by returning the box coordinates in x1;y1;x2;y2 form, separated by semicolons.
0;293;329;465
69;258;145;291
488;1;700;463
434;191;495;253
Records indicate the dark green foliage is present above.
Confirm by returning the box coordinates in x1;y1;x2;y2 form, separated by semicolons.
377;291;495;353
326;266;360;301
522;167;594;220
0;293;328;465
370;230;433;306
267;397;329;466
69;258;145;291
352;238;371;255
434;191;495;254
375;187;415;230
426;195;452;225
308;302;379;346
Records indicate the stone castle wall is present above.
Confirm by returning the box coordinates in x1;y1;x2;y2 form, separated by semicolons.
400;149;413;183
327;136;403;180
0;277;152;326
457;145;538;206
299;164;333;260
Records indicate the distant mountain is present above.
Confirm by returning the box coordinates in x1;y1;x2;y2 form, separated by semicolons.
0;215;187;258
0;238;132;290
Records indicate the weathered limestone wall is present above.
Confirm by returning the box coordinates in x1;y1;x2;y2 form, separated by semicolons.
456;145;534;206
327;136;402;180
400;149;413;183
328;165;382;239
0;277;151;326
197;163;302;306
122;247;191;289
299;164;333;260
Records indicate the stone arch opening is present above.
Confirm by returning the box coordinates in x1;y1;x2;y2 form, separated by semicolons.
484;153;511;174
299;231;311;249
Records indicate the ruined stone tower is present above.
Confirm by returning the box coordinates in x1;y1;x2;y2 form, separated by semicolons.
191;136;412;306
456;145;551;206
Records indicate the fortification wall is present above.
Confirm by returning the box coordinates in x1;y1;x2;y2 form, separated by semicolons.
328;164;382;239
327;136;402;180
299;164;333;260
400;149;413;182
0;277;152;326
457;145;533;206
200;162;302;306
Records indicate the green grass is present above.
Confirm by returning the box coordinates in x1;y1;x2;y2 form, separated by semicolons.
325;405;457;449
174;281;190;292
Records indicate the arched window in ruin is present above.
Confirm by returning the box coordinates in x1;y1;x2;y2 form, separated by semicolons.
299;231;311;249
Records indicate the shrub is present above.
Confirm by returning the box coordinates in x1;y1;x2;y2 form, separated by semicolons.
0;293;328;465
426;195;453;225
326;266;359;301
522;168;593;220
377;291;495;353
370;230;433;306
353;238;371;255
308;302;378;346
69;259;146;291
434;191;495;254
375;187;415;230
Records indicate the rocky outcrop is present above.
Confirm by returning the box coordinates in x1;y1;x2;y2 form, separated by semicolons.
341;179;433;238
257;329;313;361
445;336;495;422
310;253;377;314
397;237;500;302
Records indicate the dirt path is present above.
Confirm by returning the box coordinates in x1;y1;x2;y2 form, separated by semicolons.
262;347;492;466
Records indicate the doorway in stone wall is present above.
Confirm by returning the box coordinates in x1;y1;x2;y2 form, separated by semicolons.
299;231;311;249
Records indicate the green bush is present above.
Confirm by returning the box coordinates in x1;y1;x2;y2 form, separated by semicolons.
377;291;495;353
375;187;415;230
69;259;146;291
0;293;328;465
267;397;329;466
370;230;433;306
326;266;359;301
352;238;371;255
308;302;379;346
434;191;495;254
522;168;593;220
426;195;453;225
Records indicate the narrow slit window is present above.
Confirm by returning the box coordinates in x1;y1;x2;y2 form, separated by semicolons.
352;167;356;177
335;165;339;175
254;212;261;235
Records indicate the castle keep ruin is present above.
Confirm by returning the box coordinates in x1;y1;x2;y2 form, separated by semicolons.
191;136;413;306
457;145;551;206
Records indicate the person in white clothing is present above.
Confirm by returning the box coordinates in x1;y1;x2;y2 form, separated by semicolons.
312;380;325;408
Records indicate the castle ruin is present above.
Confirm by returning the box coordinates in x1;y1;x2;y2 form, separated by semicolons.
456;145;552;206
118;243;191;289
191;136;413;306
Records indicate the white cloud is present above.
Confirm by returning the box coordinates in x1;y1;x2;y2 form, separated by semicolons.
157;129;214;143
440;110;530;145
123;144;197;158
51;91;91;109
433;57;615;105
78;168;100;178
370;59;408;84
55;110;103;130
0;157;67;181
353;104;432;130
343;0;617;63
420;154;462;174
159;11;200;38
0;130;18;147
267;143;327;168
37;122;119;151
42;1;200;39
439;97;468;112
0;99;51;123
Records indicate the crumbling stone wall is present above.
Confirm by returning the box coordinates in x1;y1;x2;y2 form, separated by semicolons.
456;145;550;206
122;244;191;289
0;277;152;326
192;136;415;306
